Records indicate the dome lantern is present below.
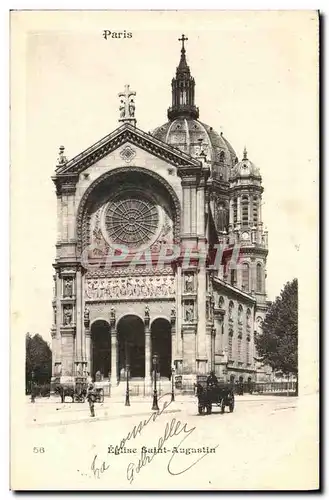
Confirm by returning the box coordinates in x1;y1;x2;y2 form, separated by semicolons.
167;34;199;120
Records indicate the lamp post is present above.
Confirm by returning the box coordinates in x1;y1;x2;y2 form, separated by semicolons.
152;353;159;411
125;363;130;406
171;366;175;402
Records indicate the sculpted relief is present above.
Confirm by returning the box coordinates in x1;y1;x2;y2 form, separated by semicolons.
85;276;175;301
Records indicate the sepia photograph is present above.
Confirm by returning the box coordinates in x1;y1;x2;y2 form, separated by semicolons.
10;10;319;490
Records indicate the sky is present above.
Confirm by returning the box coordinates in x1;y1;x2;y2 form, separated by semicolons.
11;10;318;342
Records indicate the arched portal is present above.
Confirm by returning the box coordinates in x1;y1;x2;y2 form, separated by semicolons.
151;318;172;379
91;320;111;380
117;315;145;378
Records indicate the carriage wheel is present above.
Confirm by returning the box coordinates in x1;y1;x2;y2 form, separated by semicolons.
221;401;225;414
198;405;204;415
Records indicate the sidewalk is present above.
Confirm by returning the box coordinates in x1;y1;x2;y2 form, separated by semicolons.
26;396;184;428
26;393;297;428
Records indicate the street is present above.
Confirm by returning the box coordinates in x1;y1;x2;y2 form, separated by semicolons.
14;393;318;490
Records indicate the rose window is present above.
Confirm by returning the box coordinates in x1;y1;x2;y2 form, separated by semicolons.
104;196;159;247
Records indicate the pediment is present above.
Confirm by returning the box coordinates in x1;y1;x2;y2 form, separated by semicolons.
55;122;201;177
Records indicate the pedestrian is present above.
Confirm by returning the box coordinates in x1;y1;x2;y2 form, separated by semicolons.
86;383;97;417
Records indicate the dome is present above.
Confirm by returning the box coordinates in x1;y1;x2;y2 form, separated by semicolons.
230;148;261;179
152;118;237;181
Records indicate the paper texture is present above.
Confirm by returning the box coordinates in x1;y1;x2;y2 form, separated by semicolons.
10;10;319;490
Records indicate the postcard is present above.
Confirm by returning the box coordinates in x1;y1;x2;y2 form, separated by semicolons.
10;10;319;490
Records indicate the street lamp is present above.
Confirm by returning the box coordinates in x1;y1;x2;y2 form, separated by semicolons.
171;366;175;402
125;363;130;406
152;353;159;411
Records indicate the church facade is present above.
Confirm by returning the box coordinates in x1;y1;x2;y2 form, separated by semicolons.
51;36;270;390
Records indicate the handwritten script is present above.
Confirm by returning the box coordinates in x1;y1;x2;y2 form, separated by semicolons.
89;392;218;483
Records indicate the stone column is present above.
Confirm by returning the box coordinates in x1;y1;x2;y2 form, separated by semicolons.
75;269;82;362
171;311;176;368
249;194;253;226
237;196;241;227
62;194;68;241
229;198;234;227
182;181;191;235
196;184;203;237
145;322;151;383
67;194;75;241
85;329;91;375
110;309;117;386
176;265;183;362
211;327;216;371
55;272;62;366
197;265;207;374
56;195;62;242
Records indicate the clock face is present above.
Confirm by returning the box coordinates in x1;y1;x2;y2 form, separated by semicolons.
242;231;249;241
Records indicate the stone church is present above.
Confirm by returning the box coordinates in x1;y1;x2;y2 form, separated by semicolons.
51;36;270;392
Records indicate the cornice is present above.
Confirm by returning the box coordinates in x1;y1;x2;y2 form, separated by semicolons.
54;123;201;176
213;277;256;304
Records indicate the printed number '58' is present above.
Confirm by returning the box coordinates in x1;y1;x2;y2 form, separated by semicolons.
33;447;45;453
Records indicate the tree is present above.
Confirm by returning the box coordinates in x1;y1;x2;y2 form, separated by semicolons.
255;279;298;376
26;333;52;391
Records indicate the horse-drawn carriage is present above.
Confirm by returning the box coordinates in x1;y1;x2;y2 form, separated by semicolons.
196;381;235;415
53;377;104;403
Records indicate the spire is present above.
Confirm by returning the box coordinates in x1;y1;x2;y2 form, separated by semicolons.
167;35;199;120
243;146;248;160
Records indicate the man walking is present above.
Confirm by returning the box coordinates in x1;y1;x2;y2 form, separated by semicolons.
86;383;97;417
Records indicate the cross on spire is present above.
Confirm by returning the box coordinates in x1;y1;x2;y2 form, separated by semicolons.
178;34;188;51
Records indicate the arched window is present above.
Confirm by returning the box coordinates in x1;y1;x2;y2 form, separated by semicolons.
238;304;243;324
229;301;234;320
246;308;251;328
256;263;262;292
242;263;250;291
241;195;249;226
219;151;225;163
253;196;259;225
230;268;237;286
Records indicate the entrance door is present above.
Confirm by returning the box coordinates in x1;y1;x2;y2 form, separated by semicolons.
151;318;171;379
91;320;111;380
117;315;145;378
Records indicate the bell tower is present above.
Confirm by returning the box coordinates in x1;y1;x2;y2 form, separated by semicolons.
226;147;268;308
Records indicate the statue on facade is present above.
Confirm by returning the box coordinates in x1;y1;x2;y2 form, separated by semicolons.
171;306;176;324
64;278;73;297
145;305;150;318
84;306;90;326
185;303;194;322
57;145;67;165
110;307;116;322
119;100;125;118
129;98;135;118
118;85;136;122
63;307;72;326
185;273;194;293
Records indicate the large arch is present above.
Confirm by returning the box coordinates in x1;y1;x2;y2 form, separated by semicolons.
151;317;172;379
76;166;181;254
90;319;111;380
117;314;145;379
